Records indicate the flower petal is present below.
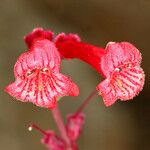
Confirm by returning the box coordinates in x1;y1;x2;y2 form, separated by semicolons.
98;63;145;106
98;42;145;106
55;33;80;43
24;28;54;48
6;70;79;108
6;77;57;108
97;79;117;106
54;73;79;97
119;42;142;65
14;40;61;77
55;33;81;59
101;42;142;78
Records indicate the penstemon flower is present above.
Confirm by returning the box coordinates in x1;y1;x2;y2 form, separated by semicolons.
6;28;79;108
55;34;145;106
97;42;145;106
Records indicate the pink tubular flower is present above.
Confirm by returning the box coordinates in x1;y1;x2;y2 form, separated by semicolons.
55;34;145;106
6;28;79;108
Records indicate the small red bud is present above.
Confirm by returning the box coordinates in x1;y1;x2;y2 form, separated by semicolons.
41;130;66;150
66;113;85;141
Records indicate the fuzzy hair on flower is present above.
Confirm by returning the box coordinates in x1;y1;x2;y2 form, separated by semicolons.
6;28;79;108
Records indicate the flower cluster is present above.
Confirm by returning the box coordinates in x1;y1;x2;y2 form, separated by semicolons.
6;28;145;108
5;28;145;150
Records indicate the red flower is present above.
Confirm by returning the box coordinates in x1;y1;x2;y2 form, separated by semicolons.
55;34;145;106
24;27;54;48
97;42;145;106
6;28;79;108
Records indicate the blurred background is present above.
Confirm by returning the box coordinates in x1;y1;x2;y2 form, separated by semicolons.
0;0;150;150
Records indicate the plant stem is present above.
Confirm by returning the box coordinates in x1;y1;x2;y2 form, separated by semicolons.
51;106;72;150
75;89;97;115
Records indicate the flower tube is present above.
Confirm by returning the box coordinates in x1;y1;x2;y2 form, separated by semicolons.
55;34;145;106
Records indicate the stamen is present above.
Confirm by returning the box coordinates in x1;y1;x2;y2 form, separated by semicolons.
26;69;36;77
28;126;33;131
115;67;122;72
41;67;50;74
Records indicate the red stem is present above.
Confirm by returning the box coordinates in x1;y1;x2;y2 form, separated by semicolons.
51;106;73;150
75;89;97;115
